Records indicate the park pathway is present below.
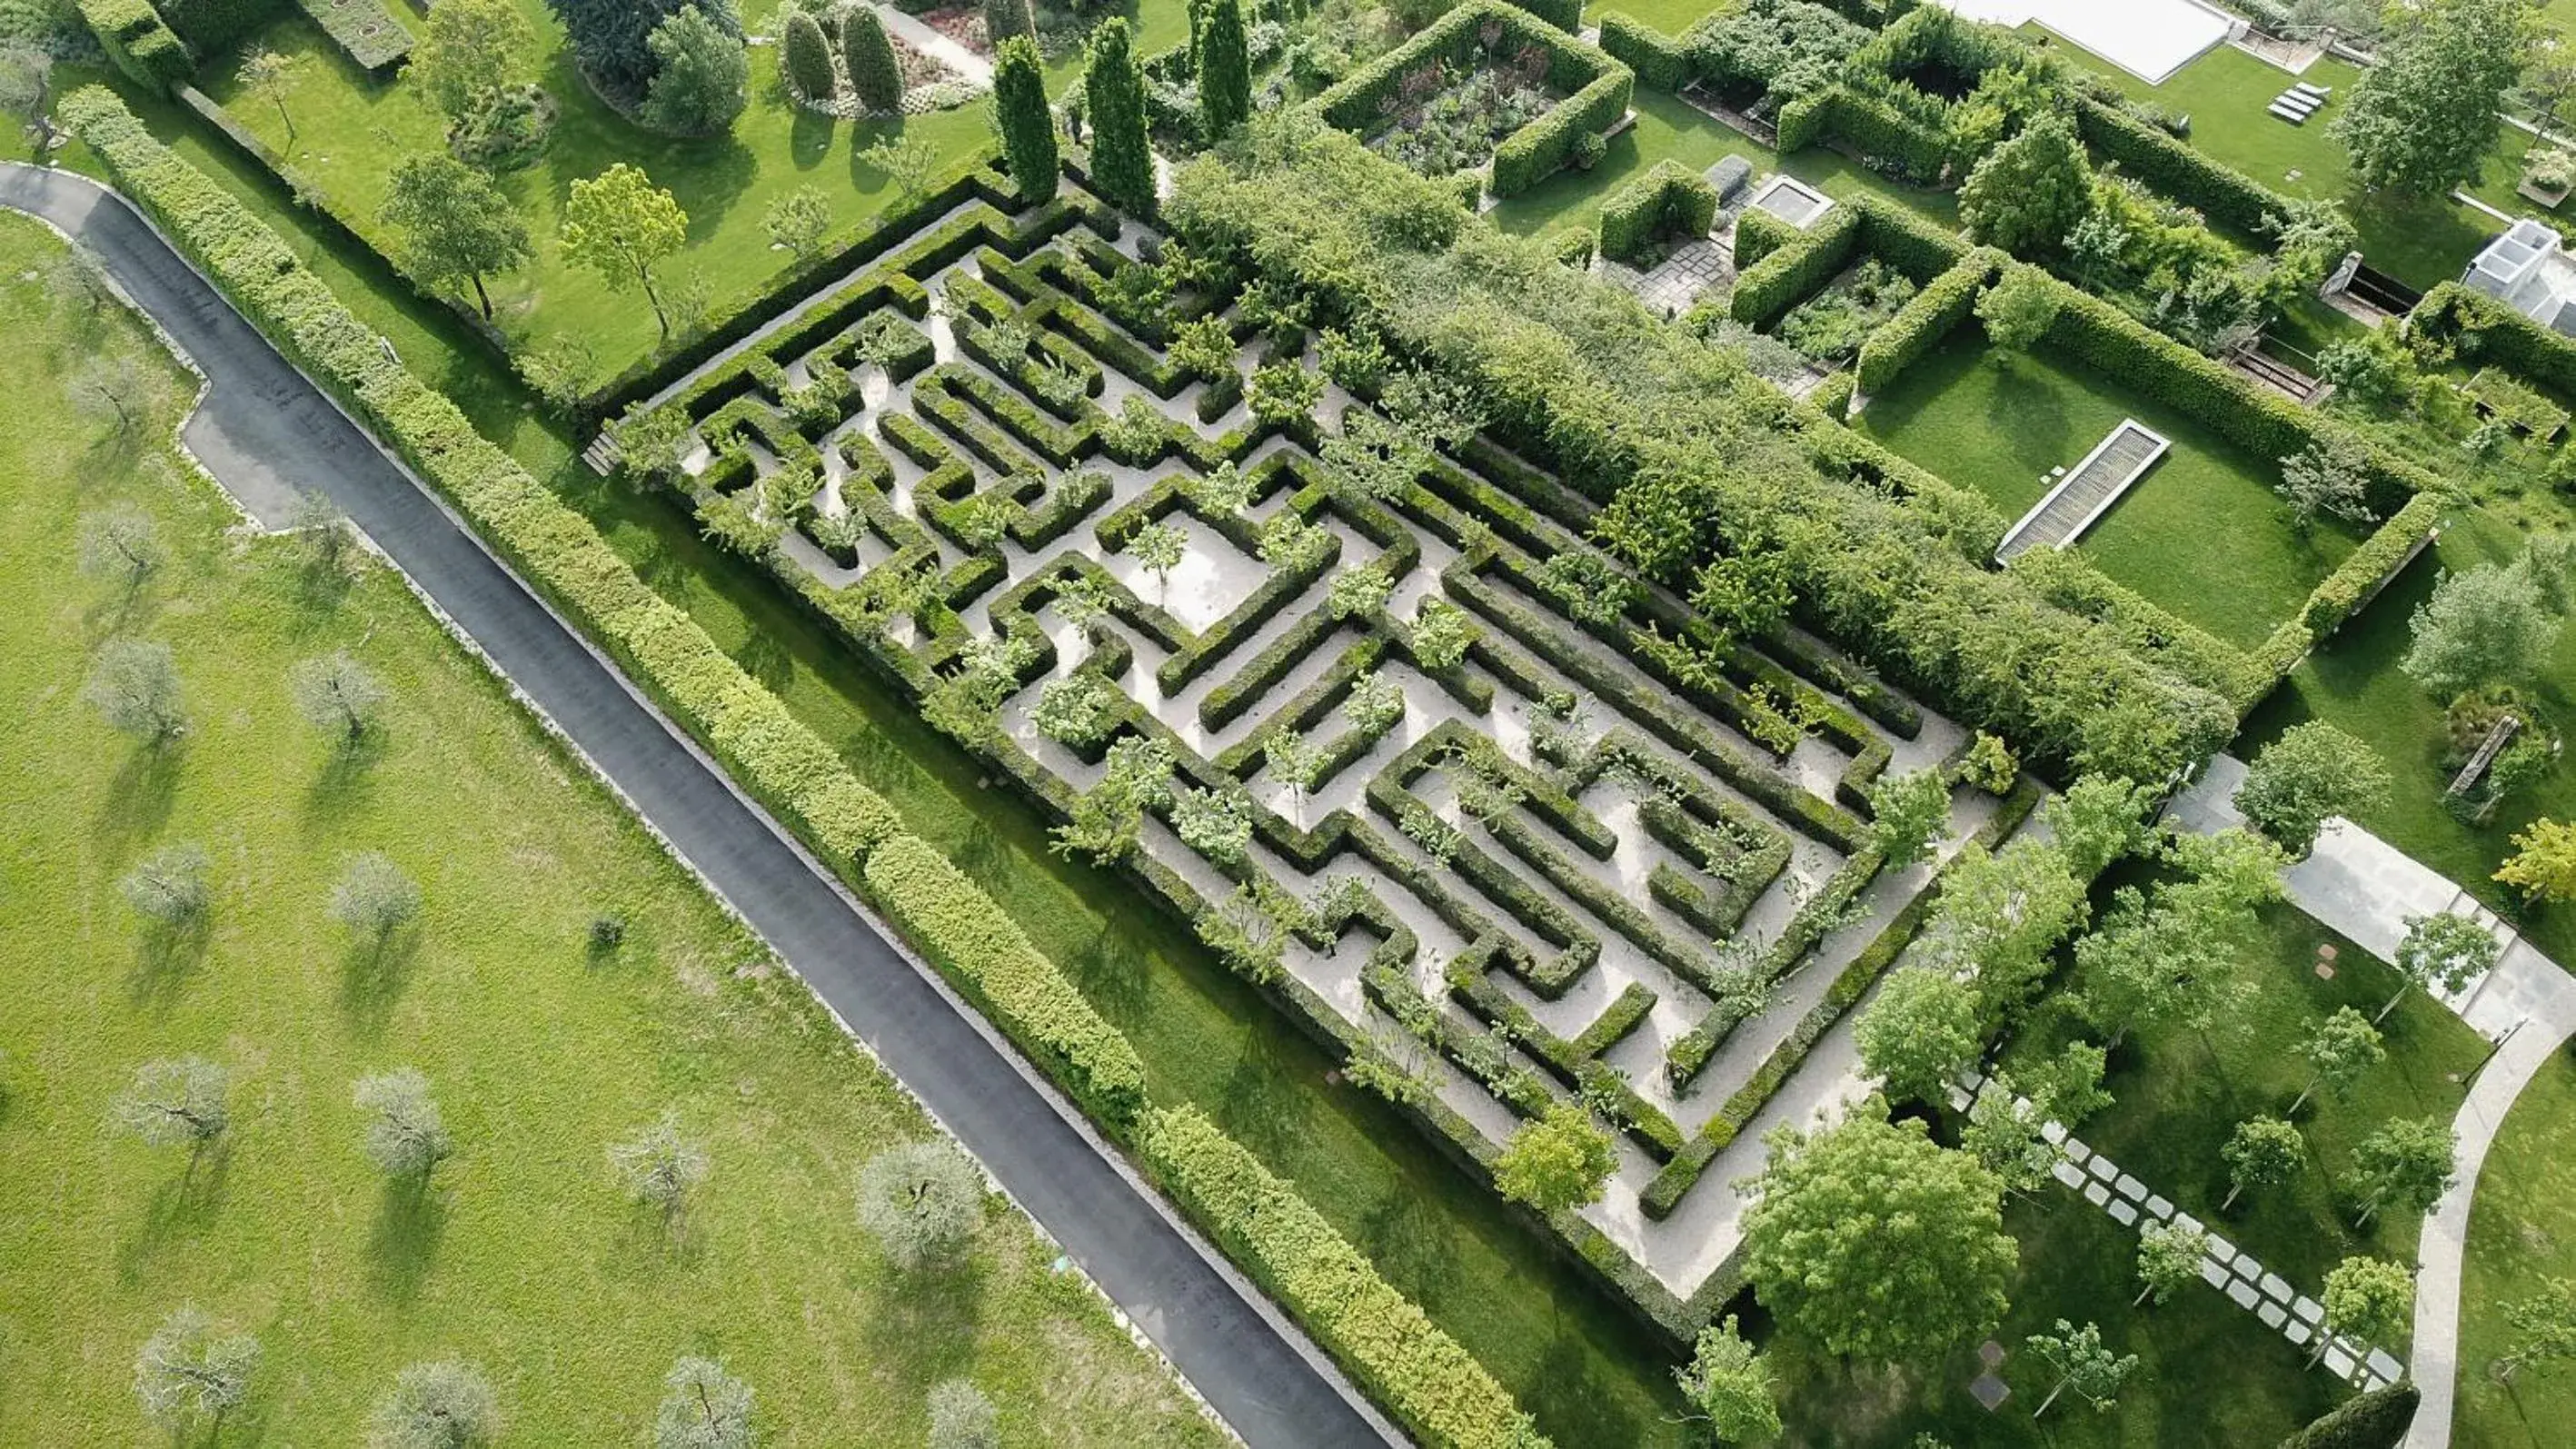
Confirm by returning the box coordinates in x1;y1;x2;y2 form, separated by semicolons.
0;160;1397;1449
873;2;995;85
2165;757;2576;1448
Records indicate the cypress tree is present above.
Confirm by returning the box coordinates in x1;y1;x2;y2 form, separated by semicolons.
982;0;1034;45
1084;17;1153;214
990;35;1059;202
844;4;903;114
1197;0;1250;138
781;9;835;102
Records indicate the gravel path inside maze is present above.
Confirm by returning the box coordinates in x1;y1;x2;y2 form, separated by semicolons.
622;178;2034;1304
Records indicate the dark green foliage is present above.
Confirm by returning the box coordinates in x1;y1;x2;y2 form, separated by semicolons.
982;0;1033;44
2277;1383;2421;1449
547;0;721;99
1596;160;1717;263
153;0;279;53
780;7;833;101
1856;250;1995;392
1596;12;1686;90
639;3;749;135
1506;0;1579;29
1084;17;1153;214
293;0;411;72
1728;203;1860;329
2410;280;2576;400
1196;0;1250;137
1491;66;1632;196
990;35;1058;201
844;4;902;113
77;0;192;94
2074;98;2290;238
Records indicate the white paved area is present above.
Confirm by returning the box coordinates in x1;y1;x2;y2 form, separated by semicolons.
1934;0;2235;84
2163;756;2576;1446
874;2;994;84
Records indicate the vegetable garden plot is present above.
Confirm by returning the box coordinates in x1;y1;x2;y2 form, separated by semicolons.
608;173;2020;1325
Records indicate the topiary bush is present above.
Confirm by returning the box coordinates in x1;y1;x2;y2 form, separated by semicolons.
780;7;834;102
843;4;903;113
2277;1383;2419;1449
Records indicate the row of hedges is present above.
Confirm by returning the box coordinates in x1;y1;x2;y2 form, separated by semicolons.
2296;490;2445;637
1596;160;1717;264
1855;246;1994;393
1595;11;1686;90
154;0;276;53
864;836;1149;1125
1730;201;1861;329
1778;84;1950;184
79;0;191;93
1139;1107;1554;1449
1492;67;1635;196
2073;97;2289;240
2409;280;2576;401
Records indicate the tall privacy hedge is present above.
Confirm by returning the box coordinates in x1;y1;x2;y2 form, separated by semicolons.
1140;1106;1555;1449
2074;98;2289;239
1729;201;1860;328
1856;247;1994;393
77;0;194;92
1596;159;1716;263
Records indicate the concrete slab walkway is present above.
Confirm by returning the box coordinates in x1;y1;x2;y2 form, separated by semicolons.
874;2;994;85
2163;755;2576;1446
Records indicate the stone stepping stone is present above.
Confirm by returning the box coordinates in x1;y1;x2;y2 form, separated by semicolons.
2116;1173;2148;1201
1968;1371;2010;1411
2199;1259;2231;1289
2145;1194;2173;1219
2259;1301;2287;1328
2367;1349;2403;1380
2173;1211;2203;1236
2206;1234;2237;1266
2262;1272;2293;1302
2228;1279;2261;1309
2325;1345;2356;1376
2041;1118;2067;1145
2293;1296;2322;1325
2084;1181;2112;1206
2108;1199;2139;1226
2284;1319;2312;1347
2089;1156;2120;1183
2052;1159;2085;1189
1979;1339;2007;1369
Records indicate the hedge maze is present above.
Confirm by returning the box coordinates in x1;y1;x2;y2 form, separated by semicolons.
611;164;2018;1329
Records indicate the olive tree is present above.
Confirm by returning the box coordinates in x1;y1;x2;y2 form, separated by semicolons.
112;1056;230;1152
85;638;185;743
655;1355;753;1449
353;1067;453;1179
331;852;422;945
134;1305;259;1435
368;1359;501;1448
290;650;390;748
927;1378;998;1449
610;1113;712;1229
77;505;162;591
120;841;212;928
855;1140;983;1271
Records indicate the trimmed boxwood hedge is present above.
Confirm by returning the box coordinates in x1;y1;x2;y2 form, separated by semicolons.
1139;1106;1554;1449
1492;67;1636;196
1596;11;1686;90
2409;280;2576;400
2298;491;2443;636
2074;97;2288;239
1596;159;1718;264
865;836;1149;1126
79;0;193;92
154;0;278;52
1855;246;1994;393
1730;201;1860;329
2277;1383;2419;1449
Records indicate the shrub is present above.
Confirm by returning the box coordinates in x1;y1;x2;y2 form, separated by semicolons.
1857;249;1994;393
1597;159;1718;264
2074;98;2293;239
2277;1383;2420;1449
1490;67;1633;196
1596;12;1686;90
1729;203;1859;329
77;0;193;93
844;5;902;113
780;7;833;101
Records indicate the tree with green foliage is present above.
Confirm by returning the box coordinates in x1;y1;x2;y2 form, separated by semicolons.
763;184;832;260
1920;836;2089;1024
2280;1383;2422;1449
370;1359;502;1446
2318;1255;2414;1365
642;4;750;136
332;851;422;944
2499;817;2576;903
2133;1219;2207;1307
1866;766;1951;870
1961;1087;2055;1199
2333;0;2535;196
2040;775;2152;878
855;1140;984;1271
2277;432;2378;535
290;650;389;748
1197;0;1251;137
562;163;691;340
2233;720;2391;856
781;8;834;102
237;48;300;148
1674;1316;1779;1443
1975;265;2064;353
2221;1114;2302;1212
2389;910;2500;1021
2346;1116;2456;1226
2025;1318;2136;1417
1741;1109;2014;1364
860;133;941;208
655;1356;753;1449
983;0;1034;45
2289;1007;2384;1116
1958;115;2091;255
85;637;184;743
381;153;531;320
1085;18;1154;214
2403;561;2560;699
548;0;713;98
121;842;211;928
1854;965;1981;1107
0;43;55;153
990;35;1058;202
414;0;536;131
845;5;903;114
2495;1278;2576;1384
1493;1100;1616;1214
134;1306;259;1436
2021;1037;2114;1129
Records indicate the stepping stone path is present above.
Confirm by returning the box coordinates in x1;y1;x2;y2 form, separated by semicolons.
1600;238;1731;318
1949;1071;2402;1393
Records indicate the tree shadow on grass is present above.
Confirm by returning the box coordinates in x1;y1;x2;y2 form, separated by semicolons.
367;1175;450;1304
1211;1022;1302;1166
126;915;213;1010
789;104;838;171
338;927;423;1037
633;531;701;600
81;575;160;643
665;134;761;244
93;741;187;861
303;731;390;823
861;1252;992;1389
1357;1175;1463;1310
1526;1304;1649;1448
737;628;796;692
1066;920;1149;1025
116;1142;233;1285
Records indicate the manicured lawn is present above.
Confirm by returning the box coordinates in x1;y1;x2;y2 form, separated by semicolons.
1586;0;1726;39
0;213;1218;1444
1856;332;2352;649
2004;902;2485;1291
1770;1186;2348;1446
2243;503;2576;968
1487;85;1958;241
2046;39;2507;292
2454;1046;2576;1448
46;65;1701;1449
193;0;1188;378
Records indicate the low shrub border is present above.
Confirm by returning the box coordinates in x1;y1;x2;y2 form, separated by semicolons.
1140;1106;1555;1449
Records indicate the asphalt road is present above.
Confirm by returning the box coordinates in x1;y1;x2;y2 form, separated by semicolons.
0;160;1397;1449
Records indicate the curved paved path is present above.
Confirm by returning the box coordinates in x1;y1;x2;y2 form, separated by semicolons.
0;161;1397;1449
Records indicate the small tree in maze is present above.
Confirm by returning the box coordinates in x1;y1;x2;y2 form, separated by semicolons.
846;6;903;114
1187;461;1256;516
1492;1100;1616;1215
1328;561;1392;620
1169;783;1253;867
1196;0;1252;137
1127;520;1186;599
2221;1114;2302;1211
1034;675;1121;749
2024;1319;2136;1418
1408;597;1475;671
1169;314;1236;382
990;36;1058;203
1084;18;1154;214
1865;767;1951;870
1249;360;1322;425
1342;670;1405;735
1263;725;1326;818
2133;1219;2207;1307
1053;735;1174;862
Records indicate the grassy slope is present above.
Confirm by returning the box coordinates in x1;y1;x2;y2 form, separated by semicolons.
2455;1047;2576;1447
0;212;1221;1446
1857;331;2352;649
26;60;1701;1449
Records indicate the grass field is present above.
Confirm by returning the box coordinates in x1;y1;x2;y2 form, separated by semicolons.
2455;1046;2576;1448
1857;331;2352;649
2003;902;2485;1291
193;0;1191;379
0;212;1221;1444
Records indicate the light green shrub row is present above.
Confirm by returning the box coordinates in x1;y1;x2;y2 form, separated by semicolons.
1491;67;1635;196
1729;201;1861;329
1855;247;1994;393
1139;1106;1554;1449
1596;11;1686;89
1596;159;1717;264
2297;491;2444;636
76;0;192;92
863;836;1149;1126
